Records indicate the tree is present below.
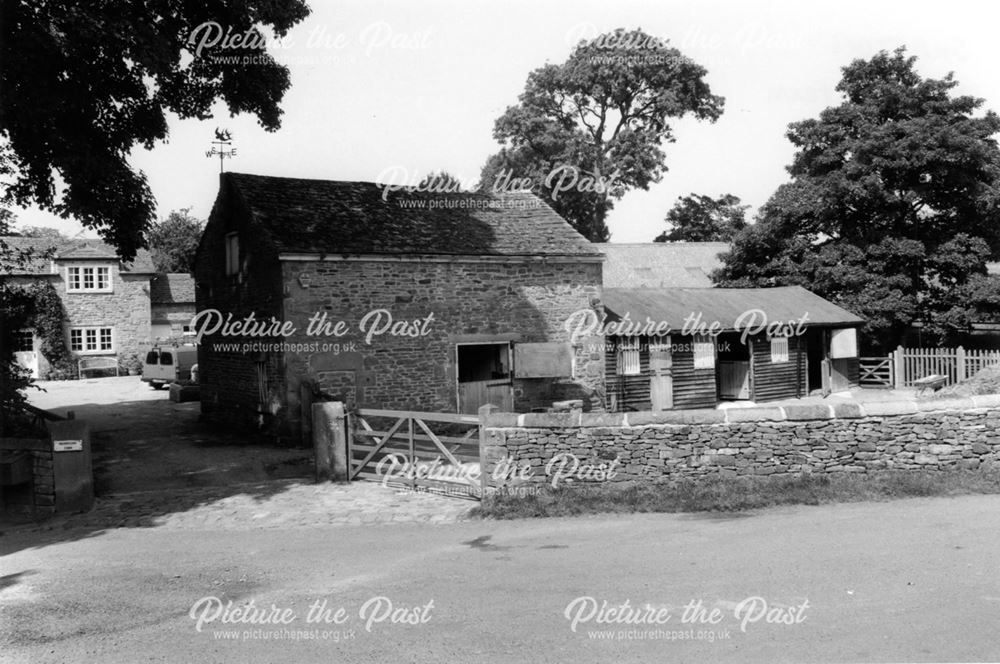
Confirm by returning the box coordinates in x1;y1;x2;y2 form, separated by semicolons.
715;48;1000;350
147;208;205;273
479;28;724;241
0;207;47;435
655;193;748;242
17;226;68;239
0;0;311;261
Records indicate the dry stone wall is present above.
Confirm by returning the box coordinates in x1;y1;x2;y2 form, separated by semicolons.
480;396;1000;483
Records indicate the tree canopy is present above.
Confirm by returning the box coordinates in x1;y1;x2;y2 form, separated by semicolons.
0;0;311;260
480;28;724;241
16;226;68;239
147;208;205;273
715;48;1000;350
655;193;748;242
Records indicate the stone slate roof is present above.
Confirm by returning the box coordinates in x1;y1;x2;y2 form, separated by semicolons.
1;236;156;274
595;242;729;288
223;173;602;257
603;286;864;332
150;273;195;304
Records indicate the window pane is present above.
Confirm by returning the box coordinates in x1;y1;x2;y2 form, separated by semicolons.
693;335;715;369
160;352;173;366
70;329;82;351
97;267;109;289
68;267;80;290
83;267;94;289
99;328;112;350
145;351;158;364
13;331;33;352
770;336;789;363
85;328;97;350
616;337;641;376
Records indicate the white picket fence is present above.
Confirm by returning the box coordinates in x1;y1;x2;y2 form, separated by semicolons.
859;346;1000;389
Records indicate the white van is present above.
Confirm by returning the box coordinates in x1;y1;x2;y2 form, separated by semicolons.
141;344;198;389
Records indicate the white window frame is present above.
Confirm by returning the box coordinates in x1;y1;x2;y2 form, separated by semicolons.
225;232;240;276
693;334;716;370
616;337;641;376
69;326;115;353
66;265;113;293
770;335;790;363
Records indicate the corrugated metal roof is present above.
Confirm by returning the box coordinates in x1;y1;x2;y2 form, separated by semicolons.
224;173;603;257
594;242;728;288
602;286;864;333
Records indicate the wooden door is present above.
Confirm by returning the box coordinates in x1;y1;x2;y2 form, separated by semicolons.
830;358;851;392
719;361;751;399
649;343;673;411
458;380;513;414
13;331;38;379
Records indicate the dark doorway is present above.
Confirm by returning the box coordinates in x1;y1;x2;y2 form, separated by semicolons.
806;328;826;392
456;343;513;414
717;332;751;400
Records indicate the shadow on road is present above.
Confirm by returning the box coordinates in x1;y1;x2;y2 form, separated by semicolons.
2;382;315;555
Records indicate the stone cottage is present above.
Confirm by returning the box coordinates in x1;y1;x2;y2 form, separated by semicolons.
193;172;606;440
2;237;158;377
150;273;196;340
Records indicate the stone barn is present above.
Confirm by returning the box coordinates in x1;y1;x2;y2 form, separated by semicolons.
193;173;606;441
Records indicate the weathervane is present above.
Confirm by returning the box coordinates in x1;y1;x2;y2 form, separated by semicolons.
206;128;237;172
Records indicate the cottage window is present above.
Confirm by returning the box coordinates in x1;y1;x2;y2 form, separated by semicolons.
770;336;790;363
13;330;33;353
70;326;114;352
225;233;240;276
66;266;112;293
692;335;715;369
616;337;641;376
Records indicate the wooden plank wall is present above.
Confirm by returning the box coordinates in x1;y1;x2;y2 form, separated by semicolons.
750;333;808;402
671;343;718;409
605;337;717;411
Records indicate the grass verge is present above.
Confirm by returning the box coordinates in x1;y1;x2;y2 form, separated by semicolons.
469;470;1000;519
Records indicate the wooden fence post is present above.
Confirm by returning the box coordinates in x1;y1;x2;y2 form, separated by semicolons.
956;346;966;383
313;401;348;482
893;345;905;389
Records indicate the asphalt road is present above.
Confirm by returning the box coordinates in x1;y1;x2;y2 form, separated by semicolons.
3;494;1000;663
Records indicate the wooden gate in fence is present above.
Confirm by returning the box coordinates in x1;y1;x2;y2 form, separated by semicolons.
347;408;484;499
859;346;1000;389
858;356;894;388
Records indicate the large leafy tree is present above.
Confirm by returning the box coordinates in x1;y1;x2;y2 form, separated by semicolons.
0;0;311;261
655;193;747;242
147;208;205;273
480;28;724;241
0;207;45;434
715;48;1000;350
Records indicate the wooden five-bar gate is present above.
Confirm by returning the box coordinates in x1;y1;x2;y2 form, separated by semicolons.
347;408;486;500
859;346;1000;389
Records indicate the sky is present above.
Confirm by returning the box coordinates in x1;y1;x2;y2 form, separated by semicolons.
12;0;1000;242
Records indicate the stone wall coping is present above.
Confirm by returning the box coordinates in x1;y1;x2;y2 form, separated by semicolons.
481;395;1000;429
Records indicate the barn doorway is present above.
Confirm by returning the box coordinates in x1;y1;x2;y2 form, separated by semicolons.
456;342;514;414
717;332;751;399
806;328;826;393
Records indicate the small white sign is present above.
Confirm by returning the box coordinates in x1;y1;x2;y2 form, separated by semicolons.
53;439;83;452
